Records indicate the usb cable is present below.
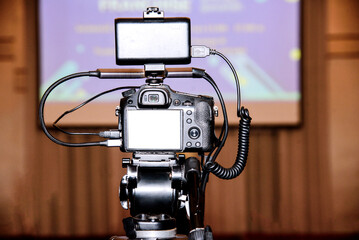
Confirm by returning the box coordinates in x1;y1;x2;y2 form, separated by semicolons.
191;45;211;58
191;45;242;118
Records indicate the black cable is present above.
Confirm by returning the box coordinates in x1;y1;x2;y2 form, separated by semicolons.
53;86;139;136
210;49;241;117
202;73;228;163
193;70;229;162
196;50;252;185
192;69;229;192
200;50;236;169
39;71;108;147
205;107;251;180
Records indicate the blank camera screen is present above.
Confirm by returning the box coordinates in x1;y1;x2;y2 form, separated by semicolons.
126;110;182;150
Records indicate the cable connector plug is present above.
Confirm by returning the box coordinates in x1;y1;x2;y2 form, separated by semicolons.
191;45;210;58
106;139;122;147
99;130;121;139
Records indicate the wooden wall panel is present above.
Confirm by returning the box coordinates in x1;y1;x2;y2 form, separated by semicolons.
327;0;359;232
328;59;359;232
327;0;359;35
0;0;28;235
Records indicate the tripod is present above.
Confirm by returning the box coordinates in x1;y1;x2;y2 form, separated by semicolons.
112;153;213;240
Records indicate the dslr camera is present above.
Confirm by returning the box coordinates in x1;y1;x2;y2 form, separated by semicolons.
119;84;215;153
39;7;251;240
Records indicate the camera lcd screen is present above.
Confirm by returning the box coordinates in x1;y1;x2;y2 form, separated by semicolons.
125;109;182;151
115;18;191;65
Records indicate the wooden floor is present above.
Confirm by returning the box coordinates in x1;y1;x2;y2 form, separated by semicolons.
1;234;359;240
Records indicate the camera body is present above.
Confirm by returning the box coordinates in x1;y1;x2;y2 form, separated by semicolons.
119;84;215;153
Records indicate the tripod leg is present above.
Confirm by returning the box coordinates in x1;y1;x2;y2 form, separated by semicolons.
186;157;204;229
186;157;214;240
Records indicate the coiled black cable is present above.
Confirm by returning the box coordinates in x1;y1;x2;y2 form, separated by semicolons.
205;107;251;180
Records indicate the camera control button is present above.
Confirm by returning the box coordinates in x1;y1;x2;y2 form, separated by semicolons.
186;110;192;115
186;142;192;147
174;99;181;106
189;127;200;139
183;100;193;106
195;142;201;147
186;118;192;124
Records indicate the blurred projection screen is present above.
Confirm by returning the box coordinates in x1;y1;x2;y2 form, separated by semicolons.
39;0;301;126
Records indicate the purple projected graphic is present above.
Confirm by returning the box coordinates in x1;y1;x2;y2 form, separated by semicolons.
39;0;301;125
